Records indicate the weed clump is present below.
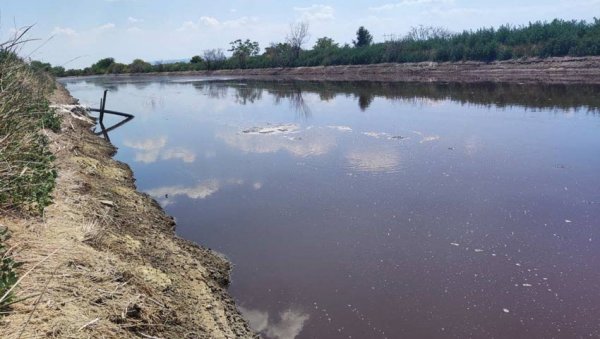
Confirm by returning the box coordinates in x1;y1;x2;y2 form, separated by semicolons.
0;29;61;315
0;227;21;313
0;33;61;214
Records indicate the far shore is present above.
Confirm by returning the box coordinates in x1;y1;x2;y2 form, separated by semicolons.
61;56;600;84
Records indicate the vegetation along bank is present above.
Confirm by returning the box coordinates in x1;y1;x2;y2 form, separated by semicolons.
0;44;255;338
34;19;600;77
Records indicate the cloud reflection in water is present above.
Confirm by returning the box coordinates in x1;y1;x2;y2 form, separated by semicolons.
346;148;402;173
238;306;310;339
146;179;246;206
123;136;196;164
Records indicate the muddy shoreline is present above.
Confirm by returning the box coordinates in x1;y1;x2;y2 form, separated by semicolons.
0;84;255;338
65;56;600;84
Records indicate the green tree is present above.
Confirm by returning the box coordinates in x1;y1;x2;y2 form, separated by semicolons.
107;63;127;74
91;57;115;74
50;66;66;77
29;60;52;72
313;37;339;50
203;49;226;70
128;59;152;73
264;43;294;67
190;55;203;64
353;26;373;48
228;39;260;69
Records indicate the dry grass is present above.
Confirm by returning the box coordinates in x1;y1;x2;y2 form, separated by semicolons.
0;30;62;322
0;33;61;214
0;30;253;336
0;87;255;338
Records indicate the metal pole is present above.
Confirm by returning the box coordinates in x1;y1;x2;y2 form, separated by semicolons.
99;89;108;122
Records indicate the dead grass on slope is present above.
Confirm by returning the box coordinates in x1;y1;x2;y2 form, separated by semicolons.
0;85;254;338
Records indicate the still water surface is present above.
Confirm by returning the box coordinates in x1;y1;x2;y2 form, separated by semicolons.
62;77;600;339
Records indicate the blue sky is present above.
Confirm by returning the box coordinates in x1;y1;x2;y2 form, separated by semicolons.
1;0;598;68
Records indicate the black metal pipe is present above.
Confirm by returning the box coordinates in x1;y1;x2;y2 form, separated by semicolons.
99;89;108;122
89;108;134;118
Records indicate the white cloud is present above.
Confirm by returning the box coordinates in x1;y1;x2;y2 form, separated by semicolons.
51;26;77;37
178;21;199;31
127;16;143;23
222;17;258;28
425;6;485;17
293;5;335;22
127;26;143;33
96;23;116;31
178;16;259;31
369;0;454;11
200;16;220;27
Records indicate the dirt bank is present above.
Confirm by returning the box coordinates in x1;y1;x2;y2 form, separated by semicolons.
107;56;600;84
0;84;255;338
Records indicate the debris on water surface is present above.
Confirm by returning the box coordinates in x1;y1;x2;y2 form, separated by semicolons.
503;308;510;313
450;242;460;246
420;135;440;143
363;131;390;139
242;124;299;135
522;283;533;287
362;131;407;141
564;219;572;223
474;249;484;252
327;125;352;132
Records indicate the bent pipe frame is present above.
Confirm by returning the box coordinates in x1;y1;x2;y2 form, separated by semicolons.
95;115;134;142
89;108;135;119
89;89;135;142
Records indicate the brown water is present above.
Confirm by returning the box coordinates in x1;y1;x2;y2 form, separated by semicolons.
62;77;600;339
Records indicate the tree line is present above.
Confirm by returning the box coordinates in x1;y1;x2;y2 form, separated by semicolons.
43;18;600;77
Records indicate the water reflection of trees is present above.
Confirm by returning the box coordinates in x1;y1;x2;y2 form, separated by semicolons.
357;94;374;111
272;85;311;118
193;82;262;104
192;81;228;99
233;86;263;105
67;77;600;114
193;81;312;117
198;80;600;113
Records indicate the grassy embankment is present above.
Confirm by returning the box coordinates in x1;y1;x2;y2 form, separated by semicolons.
0;32;61;315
